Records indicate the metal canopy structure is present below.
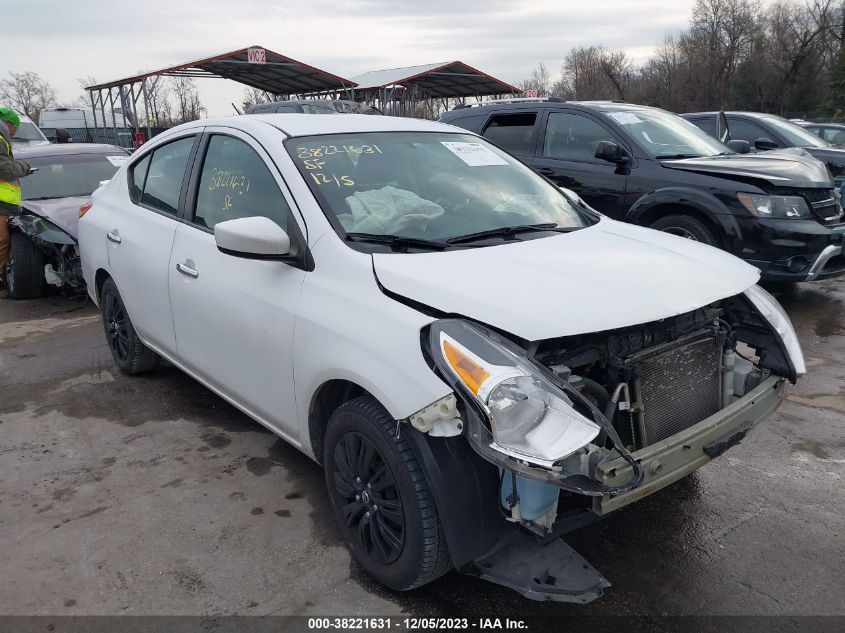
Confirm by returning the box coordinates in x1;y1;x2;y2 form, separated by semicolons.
85;46;355;141
349;61;521;117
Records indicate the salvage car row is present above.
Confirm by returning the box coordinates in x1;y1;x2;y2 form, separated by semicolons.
1;101;823;603
8;101;845;300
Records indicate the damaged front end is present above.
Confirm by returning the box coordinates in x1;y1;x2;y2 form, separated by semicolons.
9;213;85;294
418;285;802;602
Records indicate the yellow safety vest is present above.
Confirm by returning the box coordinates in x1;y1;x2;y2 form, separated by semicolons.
0;136;22;207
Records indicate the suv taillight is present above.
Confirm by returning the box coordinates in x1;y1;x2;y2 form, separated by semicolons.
79;202;92;218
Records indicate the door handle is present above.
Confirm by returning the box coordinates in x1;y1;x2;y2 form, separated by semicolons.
176;262;199;279
534;167;555;176
106;231;121;244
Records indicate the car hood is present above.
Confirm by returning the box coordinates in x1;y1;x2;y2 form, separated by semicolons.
799;146;845;168
661;151;832;187
20;196;89;239
373;219;760;341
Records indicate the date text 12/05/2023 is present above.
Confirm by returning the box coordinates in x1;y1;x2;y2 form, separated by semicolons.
296;143;383;188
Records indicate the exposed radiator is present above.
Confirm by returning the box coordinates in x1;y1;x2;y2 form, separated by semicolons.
628;329;723;447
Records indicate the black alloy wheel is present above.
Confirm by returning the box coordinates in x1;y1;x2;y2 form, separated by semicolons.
102;287;130;363
331;431;405;564
323;396;452;590
99;277;159;374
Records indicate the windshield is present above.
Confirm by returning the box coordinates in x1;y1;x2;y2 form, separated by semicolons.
13;121;47;142
607;109;730;158
288;132;587;245
22;153;124;200
760;116;830;148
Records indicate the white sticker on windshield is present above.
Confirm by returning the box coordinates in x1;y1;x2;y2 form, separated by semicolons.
609;112;641;125
106;155;129;167
441;142;508;166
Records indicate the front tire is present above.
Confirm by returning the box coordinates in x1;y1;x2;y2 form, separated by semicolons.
651;214;719;246
6;232;46;299
324;396;452;591
99;277;159;374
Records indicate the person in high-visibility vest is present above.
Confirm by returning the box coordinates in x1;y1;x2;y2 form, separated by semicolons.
0;107;33;299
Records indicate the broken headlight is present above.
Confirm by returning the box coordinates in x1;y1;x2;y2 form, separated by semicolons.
744;284;806;378
427;319;600;466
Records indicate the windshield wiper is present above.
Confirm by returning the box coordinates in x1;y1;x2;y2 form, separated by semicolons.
23;196;61;201
345;232;449;251
446;223;577;244
655;153;704;160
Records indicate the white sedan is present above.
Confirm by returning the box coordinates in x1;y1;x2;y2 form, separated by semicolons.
79;114;804;602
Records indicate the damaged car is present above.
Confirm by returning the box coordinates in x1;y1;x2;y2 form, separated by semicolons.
78;114;804;603
6;143;129;299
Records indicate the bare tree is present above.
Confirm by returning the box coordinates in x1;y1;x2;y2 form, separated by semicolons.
143;78;172;127
0;71;58;120
563;46;633;100
519;63;554;96
241;86;272;111
170;77;205;124
69;75;98;107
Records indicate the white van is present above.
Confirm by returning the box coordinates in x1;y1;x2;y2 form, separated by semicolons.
39;107;130;129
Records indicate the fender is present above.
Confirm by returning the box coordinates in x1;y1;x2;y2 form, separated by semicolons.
401;424;504;569
626;187;743;247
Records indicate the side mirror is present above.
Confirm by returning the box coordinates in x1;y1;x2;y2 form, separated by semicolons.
727;139;751;154
56;128;71;143
594;140;628;164
214;216;290;259
754;137;778;151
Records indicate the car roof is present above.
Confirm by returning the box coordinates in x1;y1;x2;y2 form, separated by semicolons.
14;143;127;158
172;114;461;138
683;111;781;119
441;100;662;118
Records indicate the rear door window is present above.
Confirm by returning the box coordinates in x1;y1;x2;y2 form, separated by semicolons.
727;118;772;144
133;136;196;214
482;112;538;156
542;112;616;163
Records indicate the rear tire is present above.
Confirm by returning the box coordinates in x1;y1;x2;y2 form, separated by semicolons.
6;232;46;299
650;214;719;246
99;277;159;374
324;396;452;591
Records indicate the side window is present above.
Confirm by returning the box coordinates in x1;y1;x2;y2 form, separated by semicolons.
727;118;771;144
543;112;615;163
689;116;716;137
275;104;299;113
194;135;290;231
129;154;151;202
301;103;336;114
139;136;195;214
445;113;486;134
482;112;538;155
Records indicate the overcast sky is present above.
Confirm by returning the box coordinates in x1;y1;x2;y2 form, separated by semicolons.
4;0;780;118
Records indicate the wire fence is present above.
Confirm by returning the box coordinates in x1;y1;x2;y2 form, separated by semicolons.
40;127;169;149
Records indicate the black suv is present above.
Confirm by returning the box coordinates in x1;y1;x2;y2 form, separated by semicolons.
440;100;845;282
681;111;845;192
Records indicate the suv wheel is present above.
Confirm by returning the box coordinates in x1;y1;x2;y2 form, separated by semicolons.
323;396;452;591
651;214;718;246
99;277;159;374
6;232;46;299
